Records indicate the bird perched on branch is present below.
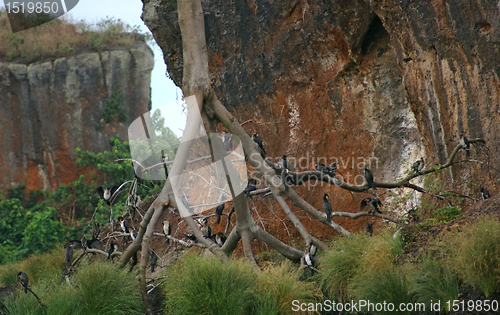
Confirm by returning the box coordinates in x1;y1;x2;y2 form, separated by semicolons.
323;193;332;223
222;131;232;152
364;166;376;190
215;203;225;224
279;155;290;171
202;219;212;239
214;232;227;246
328;162;338;176
163;220;171;244
161;149;169;179
304;245;317;267
360;197;383;214
245;178;257;198
95;186;119;206
365;223;373;236
107;241;117;260
252;133;266;157
459;134;470;157
117;216;130;234
411;158;424;173
315;162;330;175
480;187;491;200
282;169;292;191
17;271;28;294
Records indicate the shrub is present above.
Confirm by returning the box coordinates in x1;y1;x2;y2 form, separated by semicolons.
410;255;459;312
444;217;500;297
76;262;143;314
349;265;415;315
254;261;321;314
163;253;256;315
318;234;367;299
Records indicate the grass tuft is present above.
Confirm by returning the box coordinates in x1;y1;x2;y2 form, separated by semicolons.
254;261;321;314
163;253;256;315
318;234;368;299
410;255;459;312
444;217;500;297
76;262;143;314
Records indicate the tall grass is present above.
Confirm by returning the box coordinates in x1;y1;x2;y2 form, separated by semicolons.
254;261;321;315
2;262;142;315
76;262;143;315
163;253;256;315
444;217;500;297
318;234;368;299
347;233;414;315
410;255;459;312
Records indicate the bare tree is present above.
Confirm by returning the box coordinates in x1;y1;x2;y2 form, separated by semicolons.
115;1;485;312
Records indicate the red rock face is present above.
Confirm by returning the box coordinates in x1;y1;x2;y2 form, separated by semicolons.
144;0;500;237
0;42;154;193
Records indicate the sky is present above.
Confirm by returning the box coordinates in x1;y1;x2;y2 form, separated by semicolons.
1;0;186;137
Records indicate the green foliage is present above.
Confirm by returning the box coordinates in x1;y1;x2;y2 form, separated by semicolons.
428;205;461;224
349;265;415;315
77;263;143;314
410;255;459;312
2;262;143;315
102;90;126;123
163;254;257;315
318;234;368;299
254;261;321;314
444;217;500;297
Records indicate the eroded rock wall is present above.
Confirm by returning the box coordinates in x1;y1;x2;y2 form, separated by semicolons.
142;0;499;235
0;42;154;192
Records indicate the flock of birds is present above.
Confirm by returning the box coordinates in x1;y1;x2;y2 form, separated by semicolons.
15;133;493;291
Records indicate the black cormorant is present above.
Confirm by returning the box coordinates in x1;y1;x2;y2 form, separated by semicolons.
215;203;225;224
323;193;332;223
252;133;266;157
364;167;376;190
202;219;212;239
163;220;171;244
411;158;424;173
245;178;257;198
481;187;491;200
17;272;28;294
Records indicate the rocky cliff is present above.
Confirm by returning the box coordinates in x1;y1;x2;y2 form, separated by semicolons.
0;42;154;192
142;0;499;235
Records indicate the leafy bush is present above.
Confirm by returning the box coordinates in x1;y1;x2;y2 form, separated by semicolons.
163;253;256;315
102;90;127;123
444;217;500;297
